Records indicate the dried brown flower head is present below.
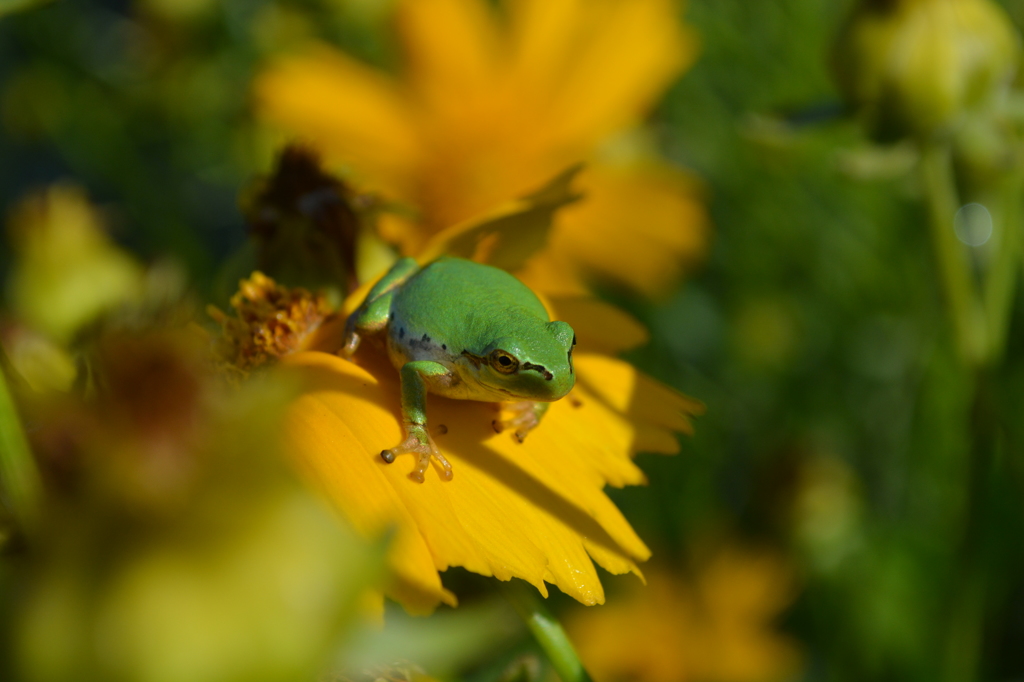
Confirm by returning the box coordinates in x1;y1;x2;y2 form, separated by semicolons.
242;145;363;292
210;271;333;375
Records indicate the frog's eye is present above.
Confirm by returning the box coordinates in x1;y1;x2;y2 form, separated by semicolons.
489;350;519;374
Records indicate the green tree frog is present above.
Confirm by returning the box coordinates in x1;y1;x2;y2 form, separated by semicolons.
342;257;577;483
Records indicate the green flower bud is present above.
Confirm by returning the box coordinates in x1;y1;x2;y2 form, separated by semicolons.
834;0;1022;141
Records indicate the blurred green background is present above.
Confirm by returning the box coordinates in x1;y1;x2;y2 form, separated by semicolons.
5;1;1024;681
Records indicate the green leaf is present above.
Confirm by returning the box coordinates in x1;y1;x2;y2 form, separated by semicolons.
0;352;41;532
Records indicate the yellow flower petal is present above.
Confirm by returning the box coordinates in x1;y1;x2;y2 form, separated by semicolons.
397;0;501;111
575;354;703;456
279;347;696;611
546;296;649;356
507;0;698;151
282;355;455;613
548;158;710;298
255;46;421;196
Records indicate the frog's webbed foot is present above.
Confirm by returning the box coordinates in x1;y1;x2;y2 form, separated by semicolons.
492;401;549;444
382;422;453;483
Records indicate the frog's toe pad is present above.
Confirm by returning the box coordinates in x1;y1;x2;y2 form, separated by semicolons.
340;331;361;358
381;428;453;483
494;401;542;443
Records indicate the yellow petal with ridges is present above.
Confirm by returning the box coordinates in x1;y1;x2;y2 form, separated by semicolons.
576;354;704;443
283;360;455;613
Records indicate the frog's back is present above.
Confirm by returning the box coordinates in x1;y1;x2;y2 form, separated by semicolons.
389;258;549;355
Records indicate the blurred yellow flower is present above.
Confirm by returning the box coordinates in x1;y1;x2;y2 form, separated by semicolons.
565;545;804;682
9;324;382;682
256;0;708;298
6;185;145;343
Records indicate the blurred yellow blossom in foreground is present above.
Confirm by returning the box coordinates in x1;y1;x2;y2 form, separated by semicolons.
12;332;380;682
1;187;383;682
566;545;804;682
256;0;708;298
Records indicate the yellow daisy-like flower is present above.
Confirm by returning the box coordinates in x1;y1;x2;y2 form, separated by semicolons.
565;545;804;682
280;300;699;613
256;0;708;298
233;143;703;613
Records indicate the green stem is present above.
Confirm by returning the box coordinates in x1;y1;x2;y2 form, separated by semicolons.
980;170;1024;364
919;142;987;367
942;369;995;682
500;582;594;682
944;566;985;682
0;353;41;532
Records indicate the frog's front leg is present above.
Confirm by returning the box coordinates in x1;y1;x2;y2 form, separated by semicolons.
384;360;456;483
342;257;420;356
493;401;551;443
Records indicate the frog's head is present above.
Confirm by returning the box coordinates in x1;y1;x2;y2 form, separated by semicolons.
474;320;576;401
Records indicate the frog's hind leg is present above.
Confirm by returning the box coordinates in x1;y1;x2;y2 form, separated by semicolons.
341;257;420;356
493;401;551;443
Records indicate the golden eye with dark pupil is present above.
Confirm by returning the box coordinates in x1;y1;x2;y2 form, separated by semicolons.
490;350;519;374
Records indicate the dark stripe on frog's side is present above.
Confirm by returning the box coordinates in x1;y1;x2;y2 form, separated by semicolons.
522;362;552;381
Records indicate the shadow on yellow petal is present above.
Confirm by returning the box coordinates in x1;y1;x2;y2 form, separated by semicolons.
575;354;703;453
278;346;699;611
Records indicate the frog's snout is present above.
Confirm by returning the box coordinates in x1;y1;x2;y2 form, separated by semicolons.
535;368;575;402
